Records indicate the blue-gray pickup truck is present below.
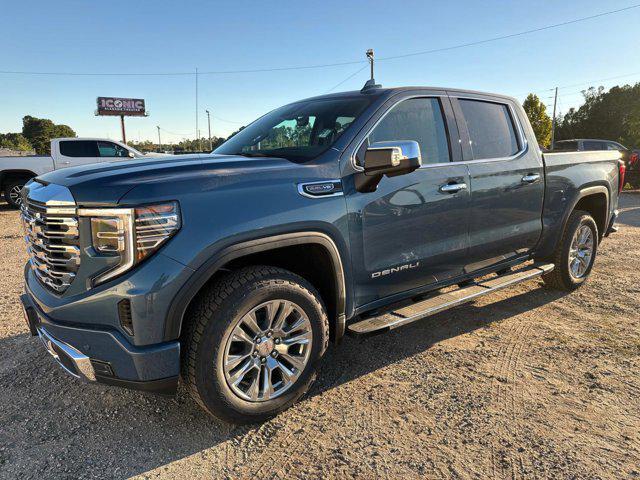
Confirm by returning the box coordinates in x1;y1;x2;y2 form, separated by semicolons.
19;83;623;423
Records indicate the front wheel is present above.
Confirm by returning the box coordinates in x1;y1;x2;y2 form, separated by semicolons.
542;210;598;291
4;179;27;209
182;266;329;424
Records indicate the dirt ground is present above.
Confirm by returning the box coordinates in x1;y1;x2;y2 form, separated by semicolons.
0;194;639;480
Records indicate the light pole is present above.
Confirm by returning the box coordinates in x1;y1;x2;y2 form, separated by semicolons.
206;110;212;151
157;126;162;153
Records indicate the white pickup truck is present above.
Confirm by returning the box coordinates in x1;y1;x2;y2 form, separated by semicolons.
0;138;165;208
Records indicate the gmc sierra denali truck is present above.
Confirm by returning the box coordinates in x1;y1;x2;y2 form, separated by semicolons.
1;138;168;208
19;83;623;423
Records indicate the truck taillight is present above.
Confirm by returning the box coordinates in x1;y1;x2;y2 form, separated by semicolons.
619;160;626;193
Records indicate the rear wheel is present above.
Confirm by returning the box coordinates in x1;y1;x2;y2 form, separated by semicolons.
182;266;329;424
4;179;27;209
543;210;598;291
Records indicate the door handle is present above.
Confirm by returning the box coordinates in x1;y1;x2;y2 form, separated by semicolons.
521;173;540;184
60;161;71;165
439;183;467;193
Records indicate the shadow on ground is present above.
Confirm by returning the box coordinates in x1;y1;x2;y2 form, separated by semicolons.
0;284;566;478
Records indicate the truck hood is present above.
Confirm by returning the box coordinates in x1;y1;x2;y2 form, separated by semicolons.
37;154;301;205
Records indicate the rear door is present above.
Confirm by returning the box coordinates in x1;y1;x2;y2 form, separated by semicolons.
55;140;101;168
344;92;471;307
450;95;544;273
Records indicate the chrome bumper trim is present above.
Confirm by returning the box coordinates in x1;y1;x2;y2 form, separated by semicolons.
37;326;96;382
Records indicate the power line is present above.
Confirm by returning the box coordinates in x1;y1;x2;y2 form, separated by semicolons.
158;127;193;136
327;65;369;93
376;4;640;62
1;4;637;77
514;70;640;97
212;115;246;125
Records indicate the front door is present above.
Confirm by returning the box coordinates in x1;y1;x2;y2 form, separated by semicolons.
450;95;544;273
345;95;471;308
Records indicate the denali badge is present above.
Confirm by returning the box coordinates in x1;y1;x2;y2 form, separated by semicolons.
371;262;420;278
298;180;343;198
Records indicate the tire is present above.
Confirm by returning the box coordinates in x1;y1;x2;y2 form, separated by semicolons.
181;265;329;424
542;210;598;291
4;179;27;209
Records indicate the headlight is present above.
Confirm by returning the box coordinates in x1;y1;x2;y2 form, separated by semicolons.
79;201;181;286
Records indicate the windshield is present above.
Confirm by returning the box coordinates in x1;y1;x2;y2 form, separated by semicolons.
214;97;372;161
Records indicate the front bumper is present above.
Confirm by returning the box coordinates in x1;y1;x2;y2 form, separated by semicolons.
20;292;180;395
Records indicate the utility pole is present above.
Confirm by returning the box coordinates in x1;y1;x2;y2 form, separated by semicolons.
120;115;126;144
206;110;212;151
157;126;162;153
195;67;201;151
550;87;558;150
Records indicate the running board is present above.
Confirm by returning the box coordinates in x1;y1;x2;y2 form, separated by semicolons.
347;263;554;337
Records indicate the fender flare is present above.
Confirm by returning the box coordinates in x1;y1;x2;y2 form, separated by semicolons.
564;185;610;238
536;184;611;261
164;231;347;342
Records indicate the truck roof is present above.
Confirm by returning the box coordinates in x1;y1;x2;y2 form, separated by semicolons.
295;85;519;105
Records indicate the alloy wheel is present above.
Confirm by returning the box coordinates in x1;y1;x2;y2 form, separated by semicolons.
568;224;594;279
9;185;23;206
222;300;313;402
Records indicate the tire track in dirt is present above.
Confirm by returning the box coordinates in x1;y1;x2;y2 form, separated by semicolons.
228;417;310;479
489;318;535;480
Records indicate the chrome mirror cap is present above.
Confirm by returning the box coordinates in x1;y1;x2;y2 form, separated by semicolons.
368;140;421;165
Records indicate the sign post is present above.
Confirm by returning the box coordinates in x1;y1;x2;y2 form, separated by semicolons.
96;97;147;144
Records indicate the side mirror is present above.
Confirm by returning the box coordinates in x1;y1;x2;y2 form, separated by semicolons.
128;151;135;158
356;140;422;192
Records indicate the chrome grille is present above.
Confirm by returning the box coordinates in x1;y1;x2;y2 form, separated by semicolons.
21;183;80;293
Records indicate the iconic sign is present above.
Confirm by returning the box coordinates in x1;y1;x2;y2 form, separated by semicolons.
96;97;146;117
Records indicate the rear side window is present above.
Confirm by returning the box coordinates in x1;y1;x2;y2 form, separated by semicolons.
583;141;606;151
367;97;450;165
554;140;578;151
459;100;519;160
59;140;99;157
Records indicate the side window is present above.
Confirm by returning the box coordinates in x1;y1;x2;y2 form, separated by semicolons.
606;142;623;151
459;100;520;160
59;140;99;157
583;141;606;151
97;141;130;157
555;140;578;151
364;97;450;165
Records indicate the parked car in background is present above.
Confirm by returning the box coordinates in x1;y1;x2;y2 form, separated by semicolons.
554;139;638;187
554;138;637;165
0;138;169;208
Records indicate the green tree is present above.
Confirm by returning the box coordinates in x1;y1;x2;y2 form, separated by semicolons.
555;83;640;148
21;116;76;154
522;94;552;148
22;115;55;154
53;124;76;138
0;133;33;151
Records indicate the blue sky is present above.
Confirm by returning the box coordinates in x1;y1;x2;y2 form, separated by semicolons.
1;0;639;143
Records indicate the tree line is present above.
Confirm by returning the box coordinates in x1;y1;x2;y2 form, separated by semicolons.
0;115;243;155
0;116;76;154
523;81;640;149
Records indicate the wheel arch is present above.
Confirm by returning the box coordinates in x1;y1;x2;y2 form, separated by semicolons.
1;169;37;190
567;185;609;240
165;231;348;344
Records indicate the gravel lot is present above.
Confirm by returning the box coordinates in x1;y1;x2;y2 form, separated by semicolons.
1;194;639;480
